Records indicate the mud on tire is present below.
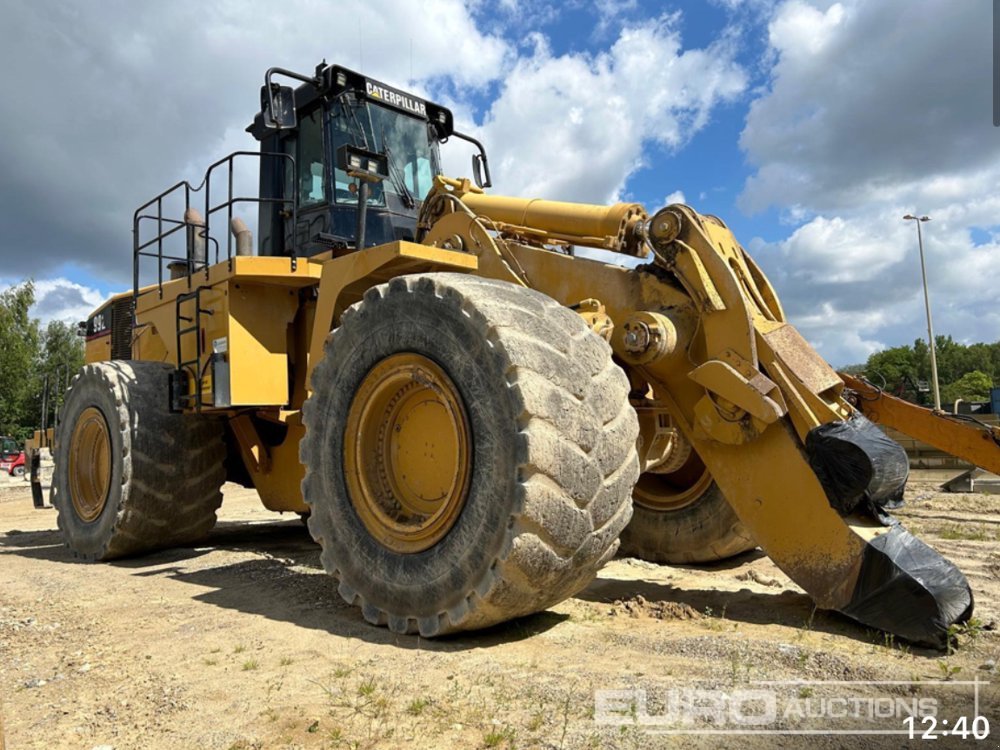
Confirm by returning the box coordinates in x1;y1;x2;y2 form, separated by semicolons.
301;273;640;636
52;361;226;561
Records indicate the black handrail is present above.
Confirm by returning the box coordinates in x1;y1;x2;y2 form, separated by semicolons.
132;151;297;306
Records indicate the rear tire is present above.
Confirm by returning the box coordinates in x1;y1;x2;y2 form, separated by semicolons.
301;273;639;636
52;361;226;561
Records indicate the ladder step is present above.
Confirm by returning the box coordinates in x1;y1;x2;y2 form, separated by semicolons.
175;286;209;413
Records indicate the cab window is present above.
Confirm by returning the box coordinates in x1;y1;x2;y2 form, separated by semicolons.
285;108;327;207
329;95;440;206
404;156;434;199
330;108;385;206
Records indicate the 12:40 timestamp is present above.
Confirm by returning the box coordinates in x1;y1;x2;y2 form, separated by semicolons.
905;715;990;740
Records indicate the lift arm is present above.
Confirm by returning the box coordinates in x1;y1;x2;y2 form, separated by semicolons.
841;372;1000;476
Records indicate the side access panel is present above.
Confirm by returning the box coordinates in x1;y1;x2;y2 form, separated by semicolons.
133;256;319;408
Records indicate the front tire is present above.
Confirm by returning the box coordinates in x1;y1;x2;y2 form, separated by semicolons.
619;459;755;564
52;361;226;560
301;273;639;636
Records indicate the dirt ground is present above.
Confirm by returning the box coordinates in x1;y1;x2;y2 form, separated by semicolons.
1;472;998;750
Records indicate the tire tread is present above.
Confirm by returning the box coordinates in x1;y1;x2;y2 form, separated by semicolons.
301;273;639;636
53;361;225;561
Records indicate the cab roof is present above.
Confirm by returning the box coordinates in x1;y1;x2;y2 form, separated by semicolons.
246;63;455;142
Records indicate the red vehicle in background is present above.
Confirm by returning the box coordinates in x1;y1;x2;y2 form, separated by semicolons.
0;436;26;477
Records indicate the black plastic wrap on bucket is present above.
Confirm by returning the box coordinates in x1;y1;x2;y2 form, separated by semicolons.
805;413;908;520
840;524;974;649
806;413;973;648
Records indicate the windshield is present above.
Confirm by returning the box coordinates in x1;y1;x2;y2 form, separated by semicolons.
330;94;440;208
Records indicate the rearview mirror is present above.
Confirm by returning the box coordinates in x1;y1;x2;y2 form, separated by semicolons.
264;84;297;130
472;153;492;189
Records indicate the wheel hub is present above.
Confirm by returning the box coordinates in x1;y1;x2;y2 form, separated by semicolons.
68;406;112;523
345;353;471;553
633;451;712;513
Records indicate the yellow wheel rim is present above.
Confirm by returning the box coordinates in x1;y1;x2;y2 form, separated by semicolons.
633;452;713;513
345;353;471;554
68;407;112;523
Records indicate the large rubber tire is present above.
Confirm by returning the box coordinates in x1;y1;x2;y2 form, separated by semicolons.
52;361;226;561
619;480;756;564
301;273;639;636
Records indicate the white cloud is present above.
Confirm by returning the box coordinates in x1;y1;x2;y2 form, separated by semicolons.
739;0;1000;365
789;301;887;360
474;15;746;203
664;190;686;205
710;0;779;12
486;0;563;33
769;214;906;284
593;0;640;39
0;278;109;326
740;0;995;215
0;0;510;283
751;206;1000;365
33;280;109;325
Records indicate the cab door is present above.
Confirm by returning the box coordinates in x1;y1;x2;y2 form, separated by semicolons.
282;105;331;254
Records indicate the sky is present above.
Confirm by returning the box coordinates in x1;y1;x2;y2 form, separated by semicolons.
0;0;996;367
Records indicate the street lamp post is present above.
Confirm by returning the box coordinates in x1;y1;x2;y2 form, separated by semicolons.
903;214;942;411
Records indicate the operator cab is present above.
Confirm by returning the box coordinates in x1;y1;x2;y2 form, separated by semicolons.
248;64;490;257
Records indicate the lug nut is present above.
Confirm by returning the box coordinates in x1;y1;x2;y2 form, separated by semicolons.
623;322;651;354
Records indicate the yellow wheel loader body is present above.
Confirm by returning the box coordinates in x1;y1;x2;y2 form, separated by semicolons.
55;62;972;648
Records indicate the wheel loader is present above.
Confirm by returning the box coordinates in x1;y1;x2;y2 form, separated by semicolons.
51;62;975;648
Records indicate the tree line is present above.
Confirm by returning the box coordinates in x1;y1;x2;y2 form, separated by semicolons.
0;282;85;441
843;336;999;406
